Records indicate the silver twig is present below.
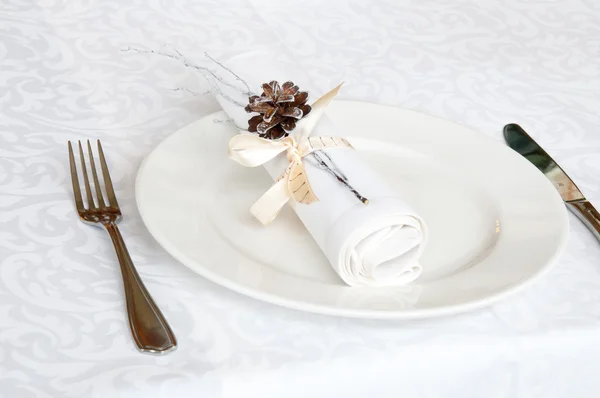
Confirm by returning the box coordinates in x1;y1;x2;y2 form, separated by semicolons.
309;152;368;204
204;52;254;96
213;118;248;131
122;46;248;107
169;87;211;96
319;151;348;180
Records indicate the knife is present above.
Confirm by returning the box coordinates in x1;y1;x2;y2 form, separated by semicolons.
504;123;600;240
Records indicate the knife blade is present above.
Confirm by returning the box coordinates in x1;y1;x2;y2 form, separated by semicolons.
504;123;600;240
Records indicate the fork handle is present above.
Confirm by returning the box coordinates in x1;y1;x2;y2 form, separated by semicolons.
104;222;177;354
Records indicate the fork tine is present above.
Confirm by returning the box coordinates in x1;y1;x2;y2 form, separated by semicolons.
68;141;85;212
97;140;119;208
78;141;95;209
87;140;106;208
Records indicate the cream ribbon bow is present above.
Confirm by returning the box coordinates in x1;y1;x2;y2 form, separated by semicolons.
228;83;353;225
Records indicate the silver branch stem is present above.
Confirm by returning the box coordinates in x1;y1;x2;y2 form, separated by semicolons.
203;52;253;95
308;152;368;204
122;46;251;107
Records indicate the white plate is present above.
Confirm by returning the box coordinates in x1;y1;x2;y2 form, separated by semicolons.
135;101;568;319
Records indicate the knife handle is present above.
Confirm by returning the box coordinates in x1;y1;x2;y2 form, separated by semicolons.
567;201;600;241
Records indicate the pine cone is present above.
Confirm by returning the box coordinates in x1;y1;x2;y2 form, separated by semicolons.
245;81;311;140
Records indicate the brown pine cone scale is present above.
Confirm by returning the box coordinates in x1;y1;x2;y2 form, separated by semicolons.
246;81;311;140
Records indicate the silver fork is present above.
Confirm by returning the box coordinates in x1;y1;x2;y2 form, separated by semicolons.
68;140;177;355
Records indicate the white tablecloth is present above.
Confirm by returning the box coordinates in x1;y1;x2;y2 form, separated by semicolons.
1;1;600;397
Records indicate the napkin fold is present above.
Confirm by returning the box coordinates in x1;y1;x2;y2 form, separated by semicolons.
215;50;427;286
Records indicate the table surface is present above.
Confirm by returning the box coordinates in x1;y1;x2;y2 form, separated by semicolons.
1;0;600;397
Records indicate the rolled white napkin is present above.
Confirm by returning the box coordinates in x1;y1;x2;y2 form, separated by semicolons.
216;50;427;287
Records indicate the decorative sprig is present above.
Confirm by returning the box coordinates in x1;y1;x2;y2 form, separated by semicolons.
307;152;368;204
121;46;253;107
126;46;367;204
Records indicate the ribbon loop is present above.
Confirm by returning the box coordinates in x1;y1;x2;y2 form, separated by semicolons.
228;83;354;224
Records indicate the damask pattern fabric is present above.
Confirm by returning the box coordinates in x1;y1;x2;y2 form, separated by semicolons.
1;0;599;397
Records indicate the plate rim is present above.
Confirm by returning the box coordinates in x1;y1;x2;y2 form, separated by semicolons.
135;100;569;319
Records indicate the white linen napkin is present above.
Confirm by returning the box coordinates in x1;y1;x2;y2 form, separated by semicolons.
215;50;427;287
